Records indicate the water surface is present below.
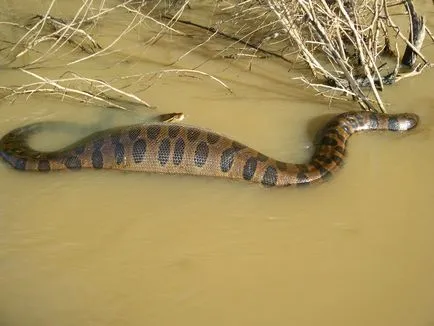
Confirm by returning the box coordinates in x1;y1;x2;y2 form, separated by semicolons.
1;1;434;325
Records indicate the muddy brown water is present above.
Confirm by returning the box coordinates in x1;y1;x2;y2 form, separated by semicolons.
1;1;434;325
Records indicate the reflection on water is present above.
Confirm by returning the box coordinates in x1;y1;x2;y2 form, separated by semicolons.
1;1;434;326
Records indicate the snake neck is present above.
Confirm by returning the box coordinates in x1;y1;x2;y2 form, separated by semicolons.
283;111;419;185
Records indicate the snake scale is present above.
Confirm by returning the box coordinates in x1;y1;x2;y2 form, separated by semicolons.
0;111;418;186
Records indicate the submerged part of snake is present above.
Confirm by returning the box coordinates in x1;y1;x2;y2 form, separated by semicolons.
0;111;419;186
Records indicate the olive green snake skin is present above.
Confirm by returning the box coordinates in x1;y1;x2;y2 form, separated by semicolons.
0;111;419;186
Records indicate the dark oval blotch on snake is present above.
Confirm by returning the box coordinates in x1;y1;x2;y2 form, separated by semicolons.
0;111;419;186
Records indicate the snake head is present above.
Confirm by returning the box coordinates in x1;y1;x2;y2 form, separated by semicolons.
395;113;419;131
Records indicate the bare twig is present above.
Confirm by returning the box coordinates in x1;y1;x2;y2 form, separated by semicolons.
0;69;152;110
117;69;233;93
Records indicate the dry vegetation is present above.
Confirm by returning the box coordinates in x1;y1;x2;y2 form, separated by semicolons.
0;0;432;112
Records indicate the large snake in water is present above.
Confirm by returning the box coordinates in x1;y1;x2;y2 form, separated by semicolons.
0;111;419;186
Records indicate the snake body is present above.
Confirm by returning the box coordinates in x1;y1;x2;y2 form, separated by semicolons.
0;111;418;186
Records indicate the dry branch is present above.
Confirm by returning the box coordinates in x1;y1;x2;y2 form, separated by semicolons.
0;69;151;110
219;0;432;111
0;0;431;113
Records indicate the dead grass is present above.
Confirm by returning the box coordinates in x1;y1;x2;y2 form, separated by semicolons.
0;0;431;112
218;0;432;111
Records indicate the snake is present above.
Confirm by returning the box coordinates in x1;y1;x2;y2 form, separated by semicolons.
0;111;419;186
